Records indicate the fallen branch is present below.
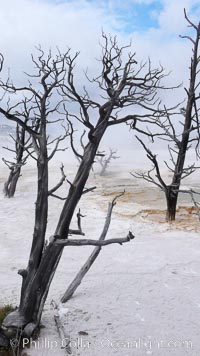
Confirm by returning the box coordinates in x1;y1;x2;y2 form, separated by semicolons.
61;192;125;303
51;300;71;354
55;232;134;247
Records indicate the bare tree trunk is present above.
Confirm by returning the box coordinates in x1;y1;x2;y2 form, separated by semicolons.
3;167;21;197
3;123;30;198
165;21;199;220
165;131;192;221
165;187;178;221
2;132;50;336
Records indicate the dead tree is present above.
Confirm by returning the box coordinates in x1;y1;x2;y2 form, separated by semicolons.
2;122;31;197
0;48;70;339
0;34;172;343
132;11;200;221
96;148;119;176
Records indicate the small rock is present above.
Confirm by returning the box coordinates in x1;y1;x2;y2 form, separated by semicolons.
78;331;89;336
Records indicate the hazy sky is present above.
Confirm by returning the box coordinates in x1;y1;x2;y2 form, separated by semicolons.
0;0;199;69
0;0;200;149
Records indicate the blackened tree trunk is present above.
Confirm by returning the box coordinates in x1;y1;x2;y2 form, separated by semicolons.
3;123;30;198
165;187;178;221
3;166;21;197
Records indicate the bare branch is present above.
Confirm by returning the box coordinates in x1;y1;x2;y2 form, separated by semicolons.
54;231;134;246
48;129;69;161
183;8;198;31
65;114;83;160
135;136;167;189
82;186;96;194
48;164;66;196
49;193;67;201
0;53;4;72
